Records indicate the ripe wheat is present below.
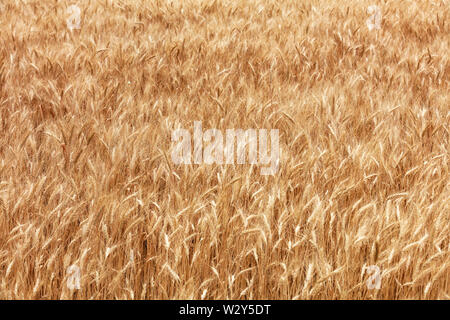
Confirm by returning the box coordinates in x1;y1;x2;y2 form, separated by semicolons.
0;0;448;299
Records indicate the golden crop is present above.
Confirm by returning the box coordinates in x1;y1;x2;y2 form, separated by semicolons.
0;0;448;299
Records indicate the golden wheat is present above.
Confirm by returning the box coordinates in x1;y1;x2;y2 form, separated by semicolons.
0;0;448;299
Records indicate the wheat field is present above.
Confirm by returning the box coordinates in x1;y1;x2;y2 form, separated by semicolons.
0;0;448;299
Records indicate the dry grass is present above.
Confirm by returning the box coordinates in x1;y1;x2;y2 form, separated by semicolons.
0;0;448;299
